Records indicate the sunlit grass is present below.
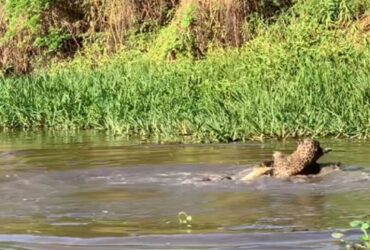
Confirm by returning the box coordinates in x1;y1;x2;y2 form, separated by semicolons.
2;44;370;142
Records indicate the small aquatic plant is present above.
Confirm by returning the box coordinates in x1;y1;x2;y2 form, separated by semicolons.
177;211;193;234
350;220;370;249
177;211;193;228
332;219;370;249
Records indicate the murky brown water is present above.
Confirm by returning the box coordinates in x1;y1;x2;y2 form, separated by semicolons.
0;131;369;249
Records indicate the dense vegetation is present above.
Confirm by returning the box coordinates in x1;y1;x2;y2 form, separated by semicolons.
1;0;370;141
0;0;293;73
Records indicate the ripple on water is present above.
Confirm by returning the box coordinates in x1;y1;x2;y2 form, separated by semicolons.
0;134;369;249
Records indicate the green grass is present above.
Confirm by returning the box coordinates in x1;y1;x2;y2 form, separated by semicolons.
2;45;370;142
1;0;370;142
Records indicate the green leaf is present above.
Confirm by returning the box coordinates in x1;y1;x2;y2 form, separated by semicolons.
361;223;369;230
361;235;369;241
350;220;363;228
331;232;344;239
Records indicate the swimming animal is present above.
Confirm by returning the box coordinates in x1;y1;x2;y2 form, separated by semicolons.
242;139;333;181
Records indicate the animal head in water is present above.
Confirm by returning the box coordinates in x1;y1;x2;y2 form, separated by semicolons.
295;139;325;163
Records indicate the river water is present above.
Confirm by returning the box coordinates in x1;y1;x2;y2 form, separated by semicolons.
0;132;369;249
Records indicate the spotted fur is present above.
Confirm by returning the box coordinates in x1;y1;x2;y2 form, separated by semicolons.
272;139;324;178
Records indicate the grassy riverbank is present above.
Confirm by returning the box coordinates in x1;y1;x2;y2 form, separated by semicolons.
2;0;370;142
2;46;370;142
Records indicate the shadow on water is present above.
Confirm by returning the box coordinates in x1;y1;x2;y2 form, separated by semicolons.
0;132;369;249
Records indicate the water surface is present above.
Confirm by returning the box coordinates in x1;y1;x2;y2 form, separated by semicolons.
0;132;369;249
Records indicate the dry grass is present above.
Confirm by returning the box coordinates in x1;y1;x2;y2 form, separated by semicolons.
188;0;292;53
0;0;292;74
358;13;370;33
0;5;5;34
0;7;33;74
0;1;88;74
150;0;293;58
87;0;180;50
47;1;88;54
0;5;7;74
195;0;257;50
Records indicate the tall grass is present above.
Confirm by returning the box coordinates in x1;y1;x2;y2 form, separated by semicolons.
2;43;370;141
